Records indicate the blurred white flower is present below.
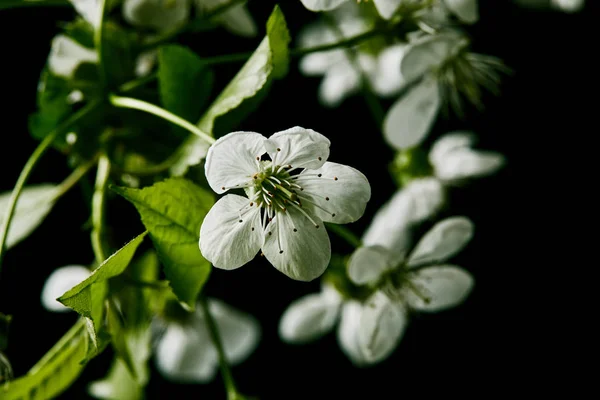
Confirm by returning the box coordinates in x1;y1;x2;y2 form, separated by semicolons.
48;35;98;79
513;0;584;13
123;0;190;32
41;265;91;312
195;0;258;37
200;127;371;281
279;282;374;366
69;0;101;28
154;299;260;383
347;216;475;363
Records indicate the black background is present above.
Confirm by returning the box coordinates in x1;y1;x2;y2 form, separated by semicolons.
0;1;589;398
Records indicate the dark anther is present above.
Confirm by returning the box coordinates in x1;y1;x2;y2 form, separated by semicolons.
318;156;322;161
332;213;336;217
250;202;254;206
325;197;330;201
239;219;243;223
256;156;260;160
293;228;297;232
318;174;322;177
251;227;255;231
268;232;272;236
277;148;281;152
279;250;283;254
334;176;338;181
221;186;225;190
315;225;320;229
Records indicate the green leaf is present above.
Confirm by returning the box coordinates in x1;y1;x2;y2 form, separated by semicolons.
112;178;214;308
0;313;11;352
29;69;72;146
0;184;59;249
0;318;104;400
266;5;291;79
158;45;214;126
61;18;95;49
58;232;148;343
102;22;137;88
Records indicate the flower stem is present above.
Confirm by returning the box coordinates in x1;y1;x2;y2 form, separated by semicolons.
325;223;361;248
118;72;157;93
0;100;100;276
200;27;388;67
94;0;108;88
200;296;240;400
108;94;215;145
91;155;111;265
54;154;100;200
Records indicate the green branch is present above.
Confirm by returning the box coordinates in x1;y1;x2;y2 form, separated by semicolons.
200;296;241;400
108;94;215;145
94;0;108;87
0;101;100;275
91;155;111;264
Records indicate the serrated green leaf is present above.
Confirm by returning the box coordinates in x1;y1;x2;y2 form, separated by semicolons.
0;184;59;249
112;178;214;308
58;232;148;342
197;37;273;136
0;318;105;400
266;5;291;79
158;45;214;126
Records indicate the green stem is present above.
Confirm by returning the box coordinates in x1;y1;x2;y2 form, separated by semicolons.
325;223;361;248
54;154;100;200
0;0;68;9
94;0;108;88
118;72;157;93
0;100;100;275
200;27;387;67
200;296;240;400
91;155;111;264
108;94;215;145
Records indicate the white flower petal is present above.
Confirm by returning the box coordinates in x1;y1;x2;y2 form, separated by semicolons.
204;131;266;194
551;0;585;12
371;43;408;97
347;245;394;285
436;149;505;182
199;194;263;270
217;4;258;37
297;22;337;48
373;0;403;19
383;77;441;150
402;178;446;224
299;50;345;76
429;132;474;169
208;299;261;365
69;0;101;28
405;265;474;312
444;0;479;23
401;33;465;83
358;291;407;364
295;162;371;224
300;0;348;11
279;291;341;343
266;127;330;170
154;324;217;383
122;0;190;32
319;60;361;107
41;265;90;312
135;50;158;77
337;301;368;366
407;216;474;267
262;207;330;281
48;35;98;79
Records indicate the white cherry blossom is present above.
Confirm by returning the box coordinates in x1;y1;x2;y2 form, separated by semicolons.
347;216;475;363
123;0;190;32
48;35;98;79
41;265;91;312
199;127;371;281
154;299;260;383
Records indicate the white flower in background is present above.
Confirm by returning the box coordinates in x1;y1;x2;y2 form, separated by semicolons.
383;31;466;149
200;127;371;281
69;0;101;28
513;0;584;13
123;0;190;32
195;0;258;37
428;131;505;184
154;299;260;383
347;216;475;363
299;0;478;23
48;35;98;79
279;282;373;365
298;5;408;107
41;265;91;312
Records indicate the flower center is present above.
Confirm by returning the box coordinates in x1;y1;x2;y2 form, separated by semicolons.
380;266;432;305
